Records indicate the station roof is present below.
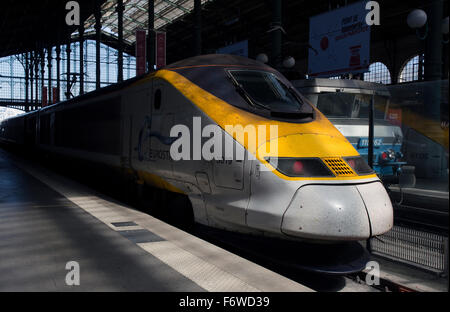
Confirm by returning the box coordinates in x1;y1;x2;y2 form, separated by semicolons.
0;0;103;58
0;0;212;57
1;0;446;64
81;0;211;44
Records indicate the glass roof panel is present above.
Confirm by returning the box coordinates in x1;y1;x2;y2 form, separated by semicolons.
80;0;212;45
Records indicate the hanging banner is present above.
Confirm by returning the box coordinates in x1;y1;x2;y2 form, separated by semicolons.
52;87;59;103
42;87;47;107
308;1;371;77
136;29;147;76
155;31;166;69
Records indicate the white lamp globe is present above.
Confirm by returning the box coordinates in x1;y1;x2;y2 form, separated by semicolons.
283;56;295;69
256;53;269;64
407;9;428;29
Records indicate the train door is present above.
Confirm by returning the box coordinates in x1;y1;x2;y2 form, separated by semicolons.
148;79;174;179
124;87;151;172
205;134;249;228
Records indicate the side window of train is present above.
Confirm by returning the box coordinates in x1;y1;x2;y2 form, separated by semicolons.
154;89;162;110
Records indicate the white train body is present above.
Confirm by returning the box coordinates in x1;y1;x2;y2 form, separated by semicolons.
0;55;393;243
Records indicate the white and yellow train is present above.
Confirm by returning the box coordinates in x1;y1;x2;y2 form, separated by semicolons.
0;54;393;243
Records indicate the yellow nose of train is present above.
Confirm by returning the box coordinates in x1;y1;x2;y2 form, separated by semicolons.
157;61;393;241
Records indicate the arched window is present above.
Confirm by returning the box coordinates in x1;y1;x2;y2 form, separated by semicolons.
364;62;392;84
398;55;424;83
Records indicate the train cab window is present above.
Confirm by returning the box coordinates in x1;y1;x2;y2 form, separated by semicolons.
316;93;352;117
227;70;303;113
154;89;162;110
355;95;388;120
316;93;388;119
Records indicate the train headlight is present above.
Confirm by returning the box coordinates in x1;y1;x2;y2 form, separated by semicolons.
343;156;375;175
380;149;396;162
265;157;335;177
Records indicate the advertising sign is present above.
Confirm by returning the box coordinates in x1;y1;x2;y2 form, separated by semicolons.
156;31;166;69
216;40;248;57
136;29;147;75
308;1;371;77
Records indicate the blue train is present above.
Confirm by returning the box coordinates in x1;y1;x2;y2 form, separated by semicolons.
293;78;411;182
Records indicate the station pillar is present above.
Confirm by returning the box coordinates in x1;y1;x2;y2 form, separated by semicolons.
117;0;124;83
25;53;29;112
66;43;71;99
30;52;34;110
47;47;52;103
34;52;39;108
79;25;85;95
95;0;102;89
40;50;45;107
424;0;443;121
147;0;155;72
194;0;202;56
424;0;443;82
270;0;282;69
56;46;61;102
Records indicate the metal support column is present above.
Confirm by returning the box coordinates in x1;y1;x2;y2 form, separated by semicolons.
47;47;52;104
368;95;375;168
95;0;102;89
40;50;45;106
24;52;30;112
66;43;71;99
425;0;443;81
147;0;155;72
194;0;202;56
424;0;443;120
30;52;34;110
117;0;124;82
34;52;39;108
270;0;282;69
56;46;61;102
79;26;85;95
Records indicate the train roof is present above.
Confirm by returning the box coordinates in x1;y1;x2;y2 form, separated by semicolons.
165;54;271;70
292;78;391;97
1;54;273;123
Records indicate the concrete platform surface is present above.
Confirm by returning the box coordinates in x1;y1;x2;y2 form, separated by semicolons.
0;150;312;292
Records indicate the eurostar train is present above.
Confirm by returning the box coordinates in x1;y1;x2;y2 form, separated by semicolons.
0;54;393;243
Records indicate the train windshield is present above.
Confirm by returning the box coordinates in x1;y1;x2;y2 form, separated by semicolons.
316;93;388;119
228;70;303;112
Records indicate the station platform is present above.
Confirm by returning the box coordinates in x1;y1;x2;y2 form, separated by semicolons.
0;150;312;292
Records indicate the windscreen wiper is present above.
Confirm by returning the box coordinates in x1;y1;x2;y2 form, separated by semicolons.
226;72;270;111
288;86;305;106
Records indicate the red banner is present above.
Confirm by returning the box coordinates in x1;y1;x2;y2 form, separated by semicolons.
156;31;166;69
42;87;47;107
52;87;59;103
136;29;147;75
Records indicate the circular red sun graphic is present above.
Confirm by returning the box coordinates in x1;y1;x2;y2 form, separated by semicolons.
320;36;329;51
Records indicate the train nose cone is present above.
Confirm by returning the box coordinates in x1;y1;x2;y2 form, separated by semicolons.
281;181;393;241
355;182;393;236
